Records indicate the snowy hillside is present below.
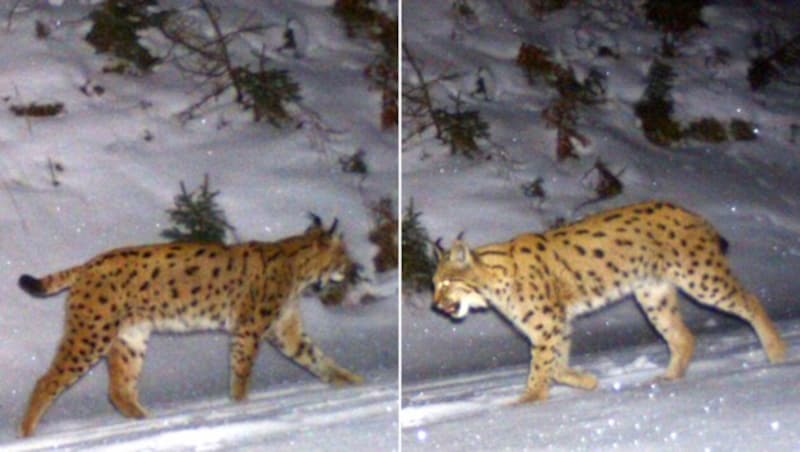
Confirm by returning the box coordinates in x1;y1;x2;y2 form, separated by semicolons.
402;0;800;450
0;0;397;448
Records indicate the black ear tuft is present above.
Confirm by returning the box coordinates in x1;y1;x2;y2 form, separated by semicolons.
328;218;339;235
432;237;445;262
306;212;324;233
308;212;323;227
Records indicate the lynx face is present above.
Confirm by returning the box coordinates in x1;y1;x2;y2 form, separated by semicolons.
315;235;352;285
432;247;490;319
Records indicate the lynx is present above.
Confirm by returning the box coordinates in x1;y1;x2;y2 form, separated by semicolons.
18;217;362;436
433;201;786;403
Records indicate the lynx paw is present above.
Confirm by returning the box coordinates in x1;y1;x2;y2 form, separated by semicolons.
327;367;364;386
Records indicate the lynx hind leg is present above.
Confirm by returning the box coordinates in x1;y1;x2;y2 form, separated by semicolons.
21;328;110;437
635;282;695;380
740;292;787;363
108;324;151;419
678;274;786;364
268;311;363;386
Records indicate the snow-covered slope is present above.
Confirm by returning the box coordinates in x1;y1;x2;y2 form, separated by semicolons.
0;0;397;448
402;0;800;449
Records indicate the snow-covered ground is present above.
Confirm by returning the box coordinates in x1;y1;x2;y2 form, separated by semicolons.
402;0;800;450
7;380;397;452
0;0;397;449
403;319;800;451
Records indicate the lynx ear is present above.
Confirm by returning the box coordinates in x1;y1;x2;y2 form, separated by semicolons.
449;239;473;267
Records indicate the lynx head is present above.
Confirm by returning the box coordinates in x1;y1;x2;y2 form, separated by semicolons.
432;239;490;319
304;214;353;290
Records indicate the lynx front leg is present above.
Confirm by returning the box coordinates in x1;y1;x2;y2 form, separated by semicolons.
229;331;260;401
267;310;363;385
516;342;556;404
552;325;598;391
515;307;590;403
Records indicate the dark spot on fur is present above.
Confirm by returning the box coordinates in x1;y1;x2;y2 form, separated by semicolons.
522;310;534;323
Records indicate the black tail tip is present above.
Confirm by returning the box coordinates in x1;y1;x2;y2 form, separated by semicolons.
19;274;45;295
718;235;730;255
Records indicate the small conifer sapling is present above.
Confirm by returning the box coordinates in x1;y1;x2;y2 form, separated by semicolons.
162;174;235;243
